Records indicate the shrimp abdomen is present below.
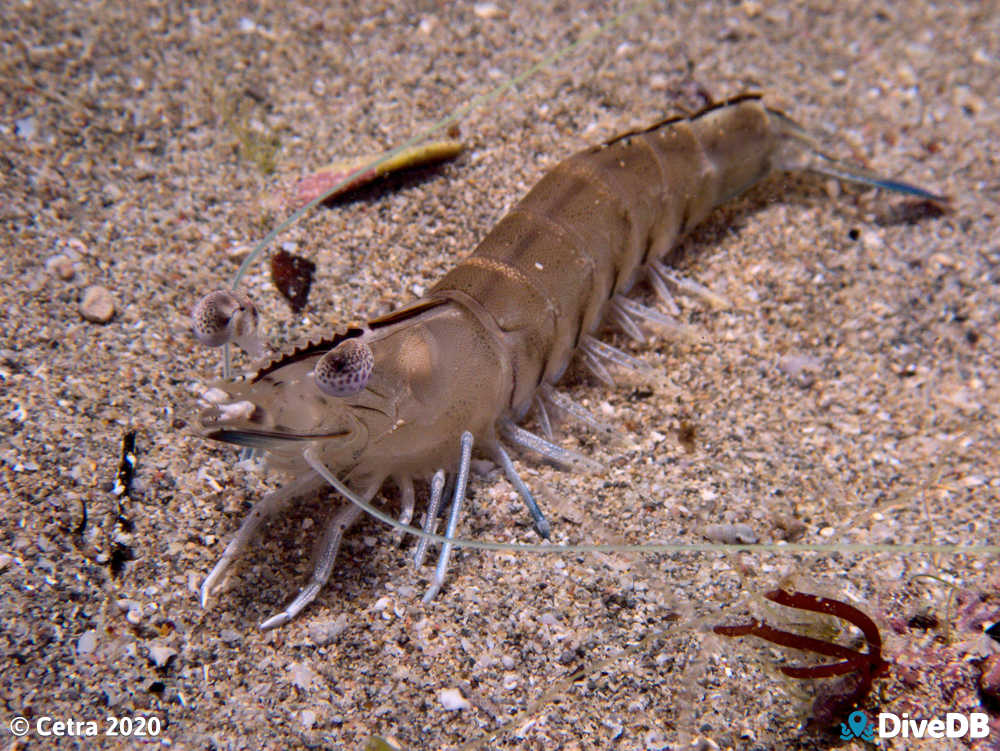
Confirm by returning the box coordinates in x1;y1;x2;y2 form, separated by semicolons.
429;95;783;412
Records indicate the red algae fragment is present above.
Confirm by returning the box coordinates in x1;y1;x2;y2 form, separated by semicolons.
270;249;316;313
289;139;464;209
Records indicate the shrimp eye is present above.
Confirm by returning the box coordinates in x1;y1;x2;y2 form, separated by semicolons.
192;290;256;347
191;290;265;358
314;338;374;397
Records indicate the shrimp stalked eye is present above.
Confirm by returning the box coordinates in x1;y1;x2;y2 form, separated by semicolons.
314;338;374;397
191;290;266;359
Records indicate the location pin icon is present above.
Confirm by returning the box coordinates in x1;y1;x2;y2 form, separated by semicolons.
847;711;867;737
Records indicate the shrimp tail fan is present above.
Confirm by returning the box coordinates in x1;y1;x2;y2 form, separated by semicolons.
767;108;948;202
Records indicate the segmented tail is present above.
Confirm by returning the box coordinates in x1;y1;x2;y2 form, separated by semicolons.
768;109;948;202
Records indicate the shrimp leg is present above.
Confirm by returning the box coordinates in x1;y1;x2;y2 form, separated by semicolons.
200;472;324;607
422;431;474;603
259;480;373;630
413;470;446;567
392;474;416;546
492;441;551;539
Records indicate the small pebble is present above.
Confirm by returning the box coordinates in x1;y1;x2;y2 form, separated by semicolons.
980;654;1000;704
77;630;97;655
147;645;177;668
777;353;822;388
103;182;123;203
80;285;115;323
644;729;671;751
307;614;349;646
771;514;808;542
603;718;624;739
299;710;316;729
557;647;577;665
896;63;917;87
473;2;504;19
63;237;89;256
860;229;883;252
438;688;471;711
219;628;241;646
46;254;75;280
289;662;319;690
15;116;36;139
703;523;758;544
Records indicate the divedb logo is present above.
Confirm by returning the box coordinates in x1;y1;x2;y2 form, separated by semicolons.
879;712;990;740
839;710;991;741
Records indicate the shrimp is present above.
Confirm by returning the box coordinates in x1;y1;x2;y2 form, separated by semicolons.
190;94;944;629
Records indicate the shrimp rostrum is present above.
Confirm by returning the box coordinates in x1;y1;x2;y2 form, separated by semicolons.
191;94;943;629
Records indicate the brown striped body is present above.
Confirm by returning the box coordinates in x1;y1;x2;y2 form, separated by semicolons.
194;94;942;625
428;94;777;415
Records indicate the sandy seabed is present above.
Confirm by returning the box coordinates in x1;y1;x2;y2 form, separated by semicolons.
2;2;999;749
